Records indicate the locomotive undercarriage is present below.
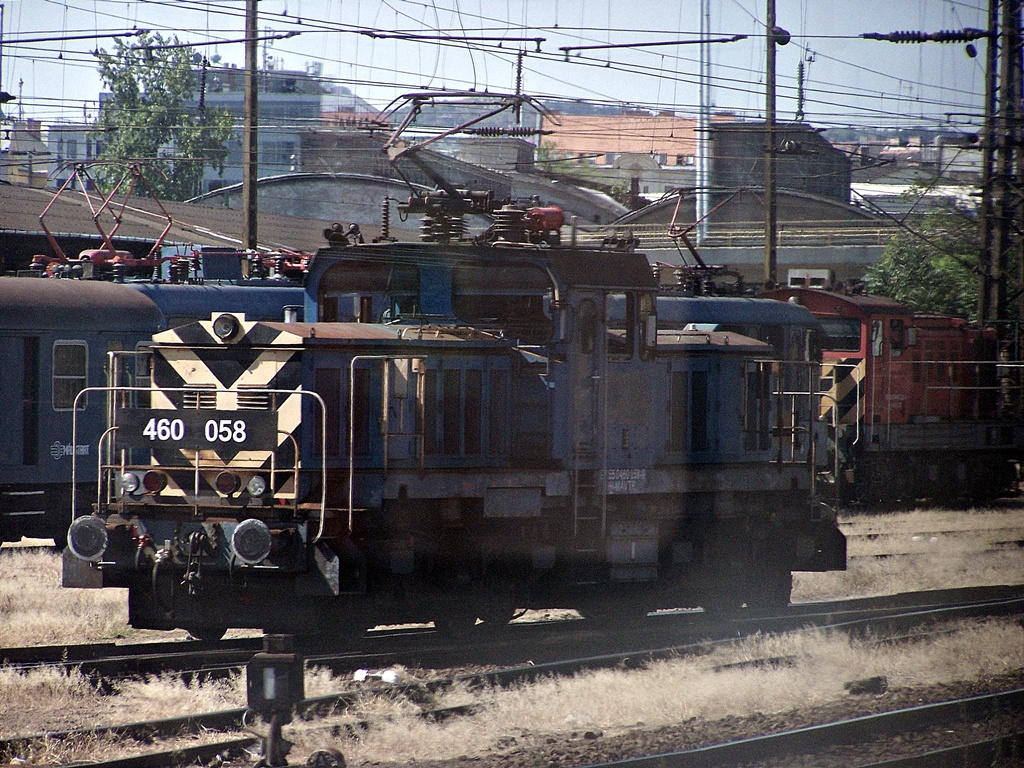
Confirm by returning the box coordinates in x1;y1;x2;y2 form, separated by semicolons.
845;446;1020;506
90;478;843;637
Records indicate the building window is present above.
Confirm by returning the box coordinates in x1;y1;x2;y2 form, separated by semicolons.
52;341;87;410
262;140;297;166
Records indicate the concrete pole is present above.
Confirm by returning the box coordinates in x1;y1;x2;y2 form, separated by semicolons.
242;0;259;252
764;0;778;289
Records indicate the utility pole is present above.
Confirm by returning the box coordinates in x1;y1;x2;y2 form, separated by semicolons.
977;0;1000;329
990;0;1022;348
242;0;259;252
696;0;710;245
763;0;788;288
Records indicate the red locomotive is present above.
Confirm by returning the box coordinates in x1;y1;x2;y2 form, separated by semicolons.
765;287;1021;505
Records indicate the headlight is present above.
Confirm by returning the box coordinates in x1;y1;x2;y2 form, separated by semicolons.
215;471;240;496
120;471;141;495
68;515;108;562
246;475;268;497
212;313;241;341
231;519;272;565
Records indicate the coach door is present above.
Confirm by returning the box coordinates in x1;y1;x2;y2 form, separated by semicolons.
0;336;39;470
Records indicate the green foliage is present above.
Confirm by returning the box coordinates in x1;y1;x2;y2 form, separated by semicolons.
534;143;637;209
92;31;234;201
863;207;979;321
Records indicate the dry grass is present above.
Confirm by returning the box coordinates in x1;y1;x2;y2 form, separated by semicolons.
2;505;1023;764
285;618;1024;764
0;548;134;648
793;505;1024;602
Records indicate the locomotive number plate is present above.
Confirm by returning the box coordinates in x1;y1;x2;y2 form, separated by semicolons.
116;409;279;449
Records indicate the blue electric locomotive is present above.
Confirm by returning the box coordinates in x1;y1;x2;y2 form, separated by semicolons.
63;236;845;638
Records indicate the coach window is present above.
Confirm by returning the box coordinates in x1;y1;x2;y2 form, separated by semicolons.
52;341;87;410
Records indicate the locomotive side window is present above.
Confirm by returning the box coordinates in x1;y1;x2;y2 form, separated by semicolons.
817;317;861;352
605;293;635;358
52;341;87;411
639;293;656;360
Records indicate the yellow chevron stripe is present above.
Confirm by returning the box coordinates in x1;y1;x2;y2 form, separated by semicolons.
821;358;866;424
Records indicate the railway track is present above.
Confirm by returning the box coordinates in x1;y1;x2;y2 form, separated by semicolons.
543;688;1024;768
3;585;1023;679
3;585;1022;681
3;585;1023;766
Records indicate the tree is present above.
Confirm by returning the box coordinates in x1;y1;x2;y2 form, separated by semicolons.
863;203;979;322
93;31;235;201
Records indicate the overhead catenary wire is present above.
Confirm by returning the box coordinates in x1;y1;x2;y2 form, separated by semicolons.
3;0;989;154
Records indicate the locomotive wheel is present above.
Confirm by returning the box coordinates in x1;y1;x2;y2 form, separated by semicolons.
433;612;479;636
185;625;228;642
745;567;792;613
478;581;521;627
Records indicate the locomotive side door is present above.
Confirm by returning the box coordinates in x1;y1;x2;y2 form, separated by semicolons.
568;292;604;463
561;289;608;573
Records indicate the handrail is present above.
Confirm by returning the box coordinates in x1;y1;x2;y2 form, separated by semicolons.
71;385;328;540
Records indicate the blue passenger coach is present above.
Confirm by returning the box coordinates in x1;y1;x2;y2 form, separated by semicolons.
0;278;303;546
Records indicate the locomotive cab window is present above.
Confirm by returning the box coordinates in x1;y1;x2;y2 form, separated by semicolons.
638;293;656;360
818;317;861;352
605;292;638;358
890;319;905;353
52;341;88;410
